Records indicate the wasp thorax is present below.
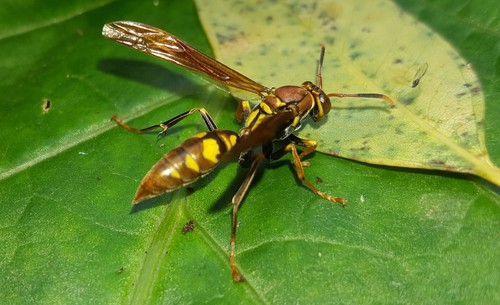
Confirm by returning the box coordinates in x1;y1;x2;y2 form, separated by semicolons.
273;85;309;105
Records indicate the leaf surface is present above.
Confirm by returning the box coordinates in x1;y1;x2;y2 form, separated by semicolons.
0;0;498;304
195;0;500;185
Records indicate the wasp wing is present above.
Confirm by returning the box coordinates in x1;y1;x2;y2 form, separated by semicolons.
102;21;268;96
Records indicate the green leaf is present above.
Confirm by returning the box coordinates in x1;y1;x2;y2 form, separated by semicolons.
0;0;498;304
195;0;500;185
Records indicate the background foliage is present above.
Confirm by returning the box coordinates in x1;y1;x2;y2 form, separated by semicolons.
0;0;498;304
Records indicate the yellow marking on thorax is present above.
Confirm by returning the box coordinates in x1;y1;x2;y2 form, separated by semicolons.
240;100;252;113
251;114;266;132
202;138;221;163
275;100;287;108
184;154;200;173
245;109;259;128
259;102;273;114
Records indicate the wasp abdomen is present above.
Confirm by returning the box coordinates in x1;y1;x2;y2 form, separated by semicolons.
132;130;239;204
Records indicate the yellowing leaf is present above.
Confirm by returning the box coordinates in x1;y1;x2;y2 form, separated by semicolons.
195;0;500;185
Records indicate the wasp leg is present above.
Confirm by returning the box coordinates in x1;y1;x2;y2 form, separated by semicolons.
268;135;315;167
282;135;347;206
230;153;266;282
112;107;218;137
235;100;252;124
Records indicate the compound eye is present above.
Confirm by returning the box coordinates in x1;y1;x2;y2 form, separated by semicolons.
311;91;331;121
319;91;331;115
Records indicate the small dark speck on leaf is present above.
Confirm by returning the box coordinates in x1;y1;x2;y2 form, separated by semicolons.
315;176;323;183
182;220;195;234
216;33;233;45
324;36;334;45
395;128;404;135
349;145;370;152
430;159;446;165
326;150;341;157
470;87;481;95
350;51;362;60
42;98;51;113
401;97;415;105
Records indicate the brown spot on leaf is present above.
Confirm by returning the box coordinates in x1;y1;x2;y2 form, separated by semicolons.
470;87;481;95
42;98;51;113
182;220;195;234
429;159;446;165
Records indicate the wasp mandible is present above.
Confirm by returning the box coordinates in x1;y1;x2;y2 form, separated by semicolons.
103;21;393;282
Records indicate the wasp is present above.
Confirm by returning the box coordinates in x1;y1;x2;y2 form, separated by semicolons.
103;21;393;282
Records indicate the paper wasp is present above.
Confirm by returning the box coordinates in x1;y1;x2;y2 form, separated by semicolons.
103;21;393;282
